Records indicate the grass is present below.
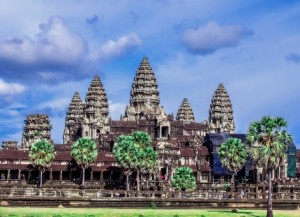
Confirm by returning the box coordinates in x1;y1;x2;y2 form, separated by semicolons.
0;207;299;217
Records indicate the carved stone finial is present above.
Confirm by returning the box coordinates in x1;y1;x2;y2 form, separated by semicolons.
176;98;195;123
208;83;235;133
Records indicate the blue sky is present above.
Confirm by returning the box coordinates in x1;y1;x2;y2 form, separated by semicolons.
0;0;299;146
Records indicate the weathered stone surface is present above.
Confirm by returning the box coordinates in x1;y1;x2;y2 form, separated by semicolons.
82;75;110;139
123;57;167;121
208;83;235;133
176;98;195;123
63;92;84;144
21;114;52;149
2;141;19;150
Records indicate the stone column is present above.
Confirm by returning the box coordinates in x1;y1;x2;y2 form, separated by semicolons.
50;169;53;181
59;170;63;181
69;170;72;181
7;169;10;180
100;171;103;181
109;171;113;181
159;127;162;138
28;170;32;181
90;171;93;181
165;167;168;180
197;171;201;182
18;170;21;179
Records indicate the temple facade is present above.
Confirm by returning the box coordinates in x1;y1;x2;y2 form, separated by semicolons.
0;57;297;189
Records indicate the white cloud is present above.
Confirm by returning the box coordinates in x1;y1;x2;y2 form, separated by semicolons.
0;16;87;65
0;79;26;95
97;33;142;60
182;22;253;55
109;101;126;120
38;97;70;111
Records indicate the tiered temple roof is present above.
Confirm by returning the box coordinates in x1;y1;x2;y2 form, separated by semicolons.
63;92;84;144
130;57;160;109
123;57;165;121
208;83;235;133
21;114;52;149
176;98;195;123
82;75;110;138
84;75;109;118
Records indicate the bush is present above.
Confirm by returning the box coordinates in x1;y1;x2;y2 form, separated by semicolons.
149;201;157;209
223;183;231;192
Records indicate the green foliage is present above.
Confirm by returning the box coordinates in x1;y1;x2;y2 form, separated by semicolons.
140;146;158;174
71;138;98;168
218;138;248;174
246;116;292;170
223;183;231;192
29;140;56;169
171;167;196;191
132;131;151;148
113;135;140;171
247;115;293;217
149;201;157;209
113;131;158;174
0;207;297;217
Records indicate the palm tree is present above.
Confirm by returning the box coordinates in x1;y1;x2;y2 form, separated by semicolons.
113;135;140;191
29;140;56;188
218;137;248;192
71;138;98;187
247;116;292;217
171;167;196;191
113;131;157;192
140;145;158;189
132;131;153;192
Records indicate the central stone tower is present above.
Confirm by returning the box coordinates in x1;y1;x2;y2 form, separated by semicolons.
122;57;167;121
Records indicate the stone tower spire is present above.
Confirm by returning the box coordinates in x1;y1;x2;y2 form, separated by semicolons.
63;92;84;144
176;98;195;123
123;57;167;121
208;83;235;133
82;75;110;139
130;57;160;109
21;114;52;149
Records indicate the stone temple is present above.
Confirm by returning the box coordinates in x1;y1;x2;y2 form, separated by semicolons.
0;57;297;189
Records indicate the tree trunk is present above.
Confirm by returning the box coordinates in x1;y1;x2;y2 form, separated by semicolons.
126;174;129;191
39;170;43;188
137;170;140;192
230;174;235;192
267;169;273;217
82;167;85;187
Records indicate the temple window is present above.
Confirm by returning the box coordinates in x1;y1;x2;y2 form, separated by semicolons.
161;126;168;138
85;131;88;137
201;172;209;182
185;158;189;165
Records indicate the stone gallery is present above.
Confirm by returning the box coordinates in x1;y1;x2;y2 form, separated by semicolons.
0;57;298;198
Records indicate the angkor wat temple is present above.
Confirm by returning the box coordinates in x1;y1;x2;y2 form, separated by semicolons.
0;57;298;192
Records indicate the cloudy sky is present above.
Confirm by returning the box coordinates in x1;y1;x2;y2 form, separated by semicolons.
0;0;299;146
